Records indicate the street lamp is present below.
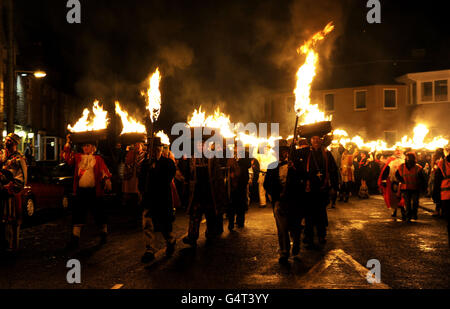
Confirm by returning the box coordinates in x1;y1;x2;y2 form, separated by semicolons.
15;70;47;79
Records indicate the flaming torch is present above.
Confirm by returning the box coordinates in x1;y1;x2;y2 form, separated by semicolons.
115;101;147;145
292;22;334;150
67;100;109;144
142;68;162;157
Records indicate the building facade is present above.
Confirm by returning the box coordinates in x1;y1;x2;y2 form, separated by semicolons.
266;69;449;145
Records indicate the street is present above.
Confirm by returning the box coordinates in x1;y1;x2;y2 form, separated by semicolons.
1;195;449;289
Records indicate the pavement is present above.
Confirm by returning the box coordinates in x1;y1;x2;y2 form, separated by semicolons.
1;194;449;289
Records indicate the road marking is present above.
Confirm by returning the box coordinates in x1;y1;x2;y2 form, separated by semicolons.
111;284;124;289
298;249;390;289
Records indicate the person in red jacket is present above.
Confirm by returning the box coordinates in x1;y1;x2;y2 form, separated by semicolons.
61;134;112;250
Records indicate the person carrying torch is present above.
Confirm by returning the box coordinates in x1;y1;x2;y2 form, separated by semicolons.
138;137;177;263
299;133;339;248
62;135;112;250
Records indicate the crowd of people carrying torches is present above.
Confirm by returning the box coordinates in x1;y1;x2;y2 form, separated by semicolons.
1;102;450;262
2;20;449;262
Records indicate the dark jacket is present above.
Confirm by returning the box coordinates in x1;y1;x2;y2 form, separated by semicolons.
139;155;176;220
298;147;339;193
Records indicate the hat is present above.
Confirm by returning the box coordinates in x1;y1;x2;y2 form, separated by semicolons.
6;133;21;145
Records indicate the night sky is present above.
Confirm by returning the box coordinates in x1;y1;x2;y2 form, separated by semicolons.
14;0;450;130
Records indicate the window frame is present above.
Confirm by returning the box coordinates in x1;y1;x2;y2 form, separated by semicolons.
434;79;448;102
420;80;434;103
383;88;398;110
353;89;368;111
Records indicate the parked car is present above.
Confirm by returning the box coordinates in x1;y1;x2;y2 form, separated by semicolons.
22;160;118;219
22;161;74;218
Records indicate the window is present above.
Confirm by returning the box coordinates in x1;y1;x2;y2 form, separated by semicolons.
383;89;397;109
421;82;433;102
324;93;334;112
384;131;397;147
434;80;448;101
354;90;367;110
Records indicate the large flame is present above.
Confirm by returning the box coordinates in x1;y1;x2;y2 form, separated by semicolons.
332;124;448;152
68;100;109;132
115;101;146;134
294;22;334;125
156;130;171;145
187;107;236;138
142;68;162;123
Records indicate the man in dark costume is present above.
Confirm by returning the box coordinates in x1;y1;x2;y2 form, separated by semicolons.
139;137;177;263
264;139;304;264
299;134;339;248
182;138;225;248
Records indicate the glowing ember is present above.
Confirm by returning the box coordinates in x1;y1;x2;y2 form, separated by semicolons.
115;101;146;134
294;22;334;125
68;100;109;133
142;68;162;123
156;130;171;145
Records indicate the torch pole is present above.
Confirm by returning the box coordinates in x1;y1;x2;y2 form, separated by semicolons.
290;115;299;159
146;110;155;160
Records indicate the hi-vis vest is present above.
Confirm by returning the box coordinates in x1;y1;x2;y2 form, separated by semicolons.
438;159;450;201
398;163;421;190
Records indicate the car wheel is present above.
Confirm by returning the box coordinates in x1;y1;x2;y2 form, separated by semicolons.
25;198;35;217
62;196;69;209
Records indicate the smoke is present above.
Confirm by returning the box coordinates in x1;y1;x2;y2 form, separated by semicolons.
17;0;348;132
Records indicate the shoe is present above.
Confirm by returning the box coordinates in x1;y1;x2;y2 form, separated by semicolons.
99;233;107;246
182;236;197;248
331;204;336;209
65;236;80;251
413;214;418;220
259;204;266;208
319;237;327;245
141;252;155;263
166;240;176;257
392;210;397;218
278;256;289;265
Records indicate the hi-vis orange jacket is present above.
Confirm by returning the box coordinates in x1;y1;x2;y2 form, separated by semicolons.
397;163;422;190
